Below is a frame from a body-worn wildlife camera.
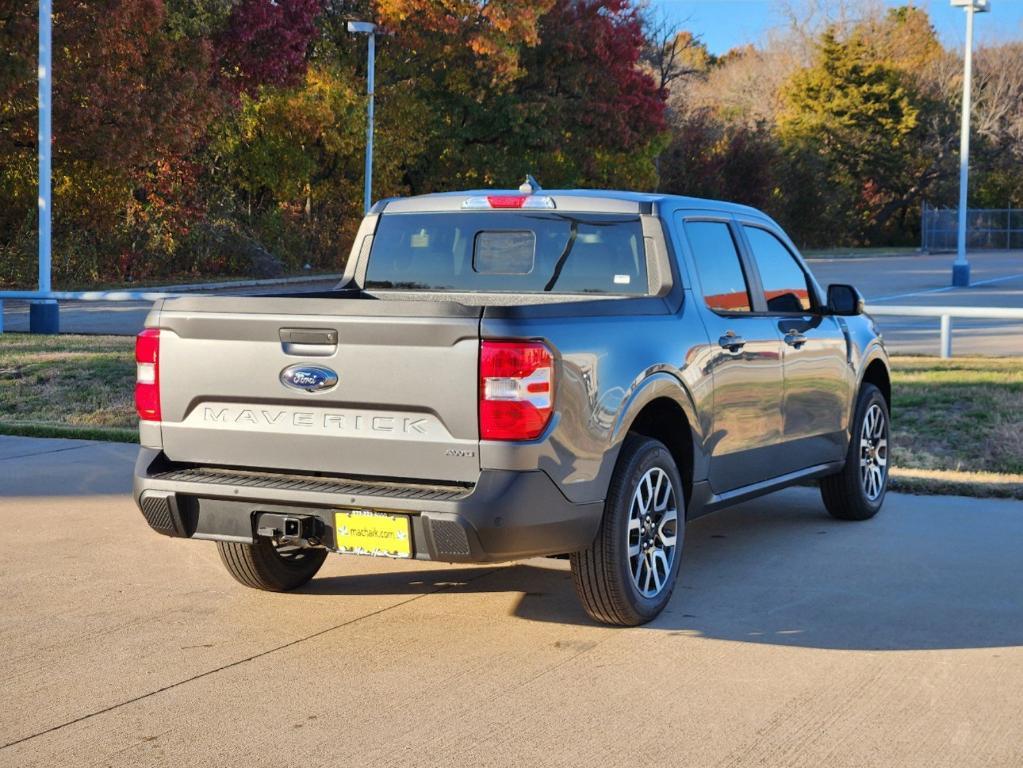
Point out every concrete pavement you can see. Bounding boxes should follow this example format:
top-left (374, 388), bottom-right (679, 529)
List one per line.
top-left (1, 435), bottom-right (1022, 767)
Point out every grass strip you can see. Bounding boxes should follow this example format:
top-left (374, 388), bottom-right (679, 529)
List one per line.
top-left (0, 421), bottom-right (138, 443)
top-left (890, 468), bottom-right (1023, 500)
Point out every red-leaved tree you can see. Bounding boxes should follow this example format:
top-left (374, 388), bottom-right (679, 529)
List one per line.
top-left (217, 0), bottom-right (324, 95)
top-left (514, 0), bottom-right (667, 186)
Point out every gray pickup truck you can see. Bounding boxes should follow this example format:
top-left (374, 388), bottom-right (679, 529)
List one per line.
top-left (133, 187), bottom-right (890, 626)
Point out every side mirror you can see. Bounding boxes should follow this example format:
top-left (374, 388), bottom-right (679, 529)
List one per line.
top-left (827, 283), bottom-right (864, 316)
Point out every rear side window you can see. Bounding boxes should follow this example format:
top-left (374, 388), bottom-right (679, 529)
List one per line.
top-left (744, 226), bottom-right (813, 312)
top-left (683, 220), bottom-right (752, 313)
top-left (364, 212), bottom-right (647, 294)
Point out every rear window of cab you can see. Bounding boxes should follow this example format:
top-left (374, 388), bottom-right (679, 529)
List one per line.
top-left (364, 212), bottom-right (648, 295)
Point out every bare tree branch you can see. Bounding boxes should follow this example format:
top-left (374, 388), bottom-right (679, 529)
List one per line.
top-left (639, 6), bottom-right (707, 93)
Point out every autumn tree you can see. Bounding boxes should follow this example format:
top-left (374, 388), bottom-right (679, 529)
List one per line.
top-left (11, 0), bottom-right (1019, 284)
top-left (658, 109), bottom-right (778, 209)
top-left (970, 43), bottom-right (1023, 208)
top-left (0, 0), bottom-right (220, 283)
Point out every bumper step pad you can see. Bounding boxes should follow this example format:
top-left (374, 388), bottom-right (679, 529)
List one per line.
top-left (149, 466), bottom-right (472, 502)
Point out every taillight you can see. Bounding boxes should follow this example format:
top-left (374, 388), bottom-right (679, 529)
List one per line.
top-left (135, 329), bottom-right (161, 421)
top-left (480, 341), bottom-right (554, 441)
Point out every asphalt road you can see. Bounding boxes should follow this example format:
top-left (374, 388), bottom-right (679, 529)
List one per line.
top-left (3, 251), bottom-right (1023, 355)
top-left (2, 435), bottom-right (1022, 767)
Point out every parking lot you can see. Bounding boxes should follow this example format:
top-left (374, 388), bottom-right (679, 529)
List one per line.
top-left (808, 250), bottom-right (1023, 356)
top-left (2, 436), bottom-right (1021, 767)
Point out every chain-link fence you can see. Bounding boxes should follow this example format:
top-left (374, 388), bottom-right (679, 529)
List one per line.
top-left (922, 203), bottom-right (1023, 252)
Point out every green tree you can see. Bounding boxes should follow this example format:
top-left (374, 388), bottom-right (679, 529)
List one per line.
top-left (778, 28), bottom-right (923, 243)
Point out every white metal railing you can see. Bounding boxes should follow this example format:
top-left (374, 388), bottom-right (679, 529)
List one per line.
top-left (866, 304), bottom-right (1023, 358)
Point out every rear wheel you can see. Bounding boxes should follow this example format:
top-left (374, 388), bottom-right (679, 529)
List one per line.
top-left (820, 383), bottom-right (890, 521)
top-left (571, 435), bottom-right (685, 626)
top-left (217, 538), bottom-right (327, 592)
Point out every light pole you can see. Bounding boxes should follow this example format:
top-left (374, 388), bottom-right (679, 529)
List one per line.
top-left (32, 0), bottom-right (58, 332)
top-left (950, 0), bottom-right (990, 288)
top-left (348, 21), bottom-right (377, 215)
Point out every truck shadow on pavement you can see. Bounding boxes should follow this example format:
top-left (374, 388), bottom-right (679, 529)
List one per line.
top-left (305, 487), bottom-right (1023, 652)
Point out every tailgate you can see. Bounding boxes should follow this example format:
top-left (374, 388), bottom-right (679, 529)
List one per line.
top-left (155, 296), bottom-right (482, 484)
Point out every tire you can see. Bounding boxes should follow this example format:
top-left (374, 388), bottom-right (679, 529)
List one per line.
top-left (216, 538), bottom-right (327, 592)
top-left (571, 435), bottom-right (685, 626)
top-left (820, 383), bottom-right (890, 521)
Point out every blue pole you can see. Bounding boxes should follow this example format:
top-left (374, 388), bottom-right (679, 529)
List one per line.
top-left (363, 31), bottom-right (375, 215)
top-left (952, 3), bottom-right (977, 288)
top-left (38, 0), bottom-right (51, 294)
top-left (31, 0), bottom-right (59, 333)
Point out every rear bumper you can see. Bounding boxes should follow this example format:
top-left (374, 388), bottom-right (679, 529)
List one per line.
top-left (133, 449), bottom-right (603, 563)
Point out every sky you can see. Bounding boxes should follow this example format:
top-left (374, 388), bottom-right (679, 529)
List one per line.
top-left (650, 1), bottom-right (1023, 56)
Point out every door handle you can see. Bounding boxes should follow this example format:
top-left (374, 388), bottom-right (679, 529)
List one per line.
top-left (784, 330), bottom-right (807, 349)
top-left (718, 332), bottom-right (746, 353)
top-left (280, 328), bottom-right (338, 357)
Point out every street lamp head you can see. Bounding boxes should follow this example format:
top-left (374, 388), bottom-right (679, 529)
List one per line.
top-left (347, 20), bottom-right (377, 34)
top-left (950, 0), bottom-right (990, 11)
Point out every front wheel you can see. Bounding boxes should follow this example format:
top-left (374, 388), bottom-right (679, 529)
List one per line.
top-left (820, 383), bottom-right (890, 521)
top-left (571, 435), bottom-right (685, 626)
top-left (217, 538), bottom-right (327, 592)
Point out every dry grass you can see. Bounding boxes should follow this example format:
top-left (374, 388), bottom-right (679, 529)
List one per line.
top-left (890, 356), bottom-right (1023, 475)
top-left (890, 468), bottom-right (1023, 500)
top-left (0, 334), bottom-right (136, 441)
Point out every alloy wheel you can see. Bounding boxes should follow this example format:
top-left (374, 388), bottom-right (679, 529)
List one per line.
top-left (627, 467), bottom-right (680, 598)
top-left (859, 403), bottom-right (888, 501)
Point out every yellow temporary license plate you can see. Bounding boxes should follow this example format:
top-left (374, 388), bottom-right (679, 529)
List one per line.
top-left (334, 510), bottom-right (412, 558)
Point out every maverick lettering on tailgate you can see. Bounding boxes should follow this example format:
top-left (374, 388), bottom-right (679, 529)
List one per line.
top-left (201, 406), bottom-right (429, 435)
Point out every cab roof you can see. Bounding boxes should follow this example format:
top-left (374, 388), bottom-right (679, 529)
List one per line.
top-left (372, 189), bottom-right (767, 219)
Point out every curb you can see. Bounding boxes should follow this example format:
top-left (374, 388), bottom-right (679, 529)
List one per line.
top-left (803, 252), bottom-right (926, 262)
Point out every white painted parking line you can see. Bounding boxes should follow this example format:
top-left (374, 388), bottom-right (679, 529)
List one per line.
top-left (871, 272), bottom-right (1023, 302)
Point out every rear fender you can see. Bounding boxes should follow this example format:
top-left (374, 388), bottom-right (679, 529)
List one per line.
top-left (602, 371), bottom-right (707, 493)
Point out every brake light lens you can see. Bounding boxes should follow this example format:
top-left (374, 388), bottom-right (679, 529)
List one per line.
top-left (486, 195), bottom-right (527, 208)
top-left (462, 195), bottom-right (556, 210)
top-left (480, 341), bottom-right (554, 441)
top-left (135, 329), bottom-right (161, 421)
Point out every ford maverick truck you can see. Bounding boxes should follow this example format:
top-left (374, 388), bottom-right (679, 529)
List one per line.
top-left (133, 188), bottom-right (890, 626)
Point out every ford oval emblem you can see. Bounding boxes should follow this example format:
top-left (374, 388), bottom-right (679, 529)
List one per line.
top-left (280, 364), bottom-right (338, 393)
